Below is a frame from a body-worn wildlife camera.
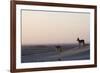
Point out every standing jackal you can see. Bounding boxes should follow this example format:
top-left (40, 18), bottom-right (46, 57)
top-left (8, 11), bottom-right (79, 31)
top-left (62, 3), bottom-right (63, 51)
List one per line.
top-left (77, 37), bottom-right (85, 47)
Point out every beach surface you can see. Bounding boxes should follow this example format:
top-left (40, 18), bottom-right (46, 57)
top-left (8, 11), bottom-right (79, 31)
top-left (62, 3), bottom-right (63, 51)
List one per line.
top-left (21, 44), bottom-right (90, 63)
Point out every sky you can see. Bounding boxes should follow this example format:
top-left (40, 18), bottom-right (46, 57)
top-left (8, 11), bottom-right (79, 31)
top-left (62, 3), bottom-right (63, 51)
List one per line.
top-left (21, 10), bottom-right (90, 45)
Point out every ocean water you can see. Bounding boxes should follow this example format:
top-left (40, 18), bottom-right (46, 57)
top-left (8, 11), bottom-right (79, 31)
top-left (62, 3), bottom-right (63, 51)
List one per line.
top-left (21, 44), bottom-right (90, 63)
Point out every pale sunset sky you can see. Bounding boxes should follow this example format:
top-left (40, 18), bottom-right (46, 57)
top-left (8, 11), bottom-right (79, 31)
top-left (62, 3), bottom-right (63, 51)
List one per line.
top-left (22, 10), bottom-right (90, 45)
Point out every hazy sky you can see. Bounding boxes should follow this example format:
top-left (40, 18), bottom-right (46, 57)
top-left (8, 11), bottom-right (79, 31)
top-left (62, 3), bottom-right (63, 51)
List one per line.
top-left (22, 10), bottom-right (90, 45)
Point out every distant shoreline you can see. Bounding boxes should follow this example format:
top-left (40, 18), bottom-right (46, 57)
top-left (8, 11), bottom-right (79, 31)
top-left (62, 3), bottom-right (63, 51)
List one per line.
top-left (22, 43), bottom-right (90, 47)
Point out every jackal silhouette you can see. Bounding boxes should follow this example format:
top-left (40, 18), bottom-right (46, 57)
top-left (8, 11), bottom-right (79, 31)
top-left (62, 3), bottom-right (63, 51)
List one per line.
top-left (77, 37), bottom-right (85, 47)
